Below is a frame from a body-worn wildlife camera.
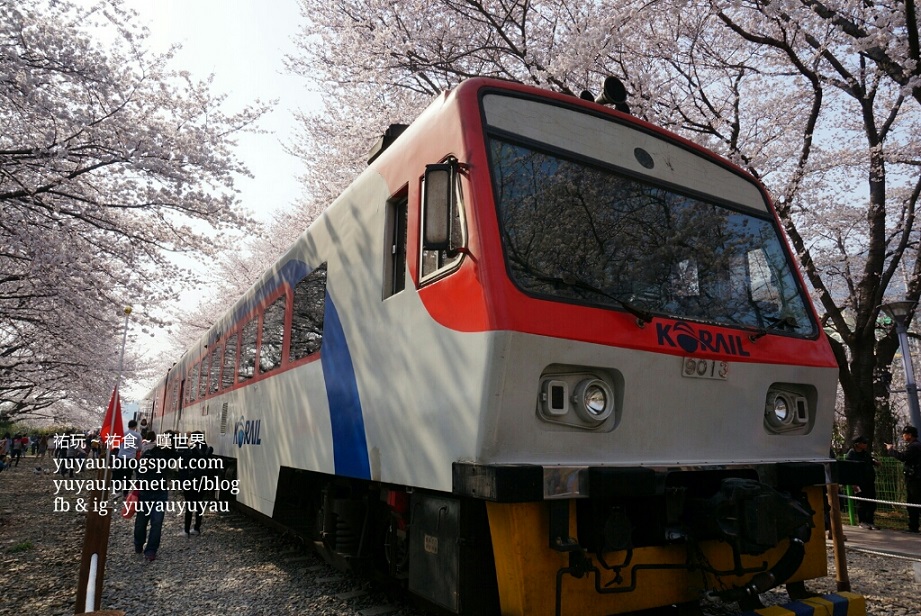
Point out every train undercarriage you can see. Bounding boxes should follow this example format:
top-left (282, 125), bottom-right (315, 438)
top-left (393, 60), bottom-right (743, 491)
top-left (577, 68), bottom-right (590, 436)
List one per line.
top-left (233, 461), bottom-right (866, 616)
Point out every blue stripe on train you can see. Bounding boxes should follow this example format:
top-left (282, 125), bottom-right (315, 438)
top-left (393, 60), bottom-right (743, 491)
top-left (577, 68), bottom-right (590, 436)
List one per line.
top-left (211, 257), bottom-right (371, 478)
top-left (321, 292), bottom-right (371, 479)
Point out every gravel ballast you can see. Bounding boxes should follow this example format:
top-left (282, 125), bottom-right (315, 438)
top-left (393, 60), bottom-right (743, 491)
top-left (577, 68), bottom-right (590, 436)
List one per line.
top-left (0, 460), bottom-right (917, 615)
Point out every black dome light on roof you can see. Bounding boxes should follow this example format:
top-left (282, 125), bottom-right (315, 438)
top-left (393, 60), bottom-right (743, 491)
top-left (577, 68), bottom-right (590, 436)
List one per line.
top-left (579, 76), bottom-right (631, 114)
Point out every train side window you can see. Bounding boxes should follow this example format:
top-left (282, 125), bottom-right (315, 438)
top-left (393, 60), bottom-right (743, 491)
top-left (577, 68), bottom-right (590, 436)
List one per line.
top-left (260, 295), bottom-right (287, 374)
top-left (239, 318), bottom-right (258, 381)
top-left (210, 345), bottom-right (222, 393)
top-left (222, 332), bottom-right (238, 389)
top-left (189, 362), bottom-right (199, 402)
top-left (290, 263), bottom-right (327, 361)
top-left (199, 352), bottom-right (209, 399)
top-left (420, 163), bottom-right (466, 282)
top-left (171, 380), bottom-right (180, 413)
top-left (383, 195), bottom-right (408, 299)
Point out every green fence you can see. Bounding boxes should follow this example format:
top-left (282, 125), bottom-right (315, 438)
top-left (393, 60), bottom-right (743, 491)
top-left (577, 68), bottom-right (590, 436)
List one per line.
top-left (840, 457), bottom-right (910, 529)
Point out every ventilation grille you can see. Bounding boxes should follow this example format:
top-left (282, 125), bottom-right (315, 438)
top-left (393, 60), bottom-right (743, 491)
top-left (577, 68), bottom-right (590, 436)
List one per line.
top-left (220, 402), bottom-right (229, 434)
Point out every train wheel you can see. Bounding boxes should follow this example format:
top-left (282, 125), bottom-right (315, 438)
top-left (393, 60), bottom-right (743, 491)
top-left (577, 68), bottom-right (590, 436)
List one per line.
top-left (382, 514), bottom-right (409, 578)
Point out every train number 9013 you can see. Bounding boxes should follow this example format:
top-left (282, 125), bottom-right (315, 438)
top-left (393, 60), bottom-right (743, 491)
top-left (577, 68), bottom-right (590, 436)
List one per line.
top-left (683, 357), bottom-right (729, 380)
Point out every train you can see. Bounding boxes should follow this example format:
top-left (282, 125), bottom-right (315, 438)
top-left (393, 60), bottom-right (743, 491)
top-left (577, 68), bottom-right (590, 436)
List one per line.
top-left (143, 76), bottom-right (866, 615)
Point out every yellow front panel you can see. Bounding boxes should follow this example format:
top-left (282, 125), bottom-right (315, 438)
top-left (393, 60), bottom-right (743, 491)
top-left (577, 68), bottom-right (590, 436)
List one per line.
top-left (486, 486), bottom-right (830, 616)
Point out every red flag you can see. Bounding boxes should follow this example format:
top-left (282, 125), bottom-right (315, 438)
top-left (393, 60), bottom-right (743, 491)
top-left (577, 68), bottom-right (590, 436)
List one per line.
top-left (99, 386), bottom-right (124, 449)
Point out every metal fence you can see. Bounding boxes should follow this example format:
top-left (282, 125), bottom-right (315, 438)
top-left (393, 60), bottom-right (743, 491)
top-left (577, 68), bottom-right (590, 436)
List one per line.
top-left (841, 457), bottom-right (911, 528)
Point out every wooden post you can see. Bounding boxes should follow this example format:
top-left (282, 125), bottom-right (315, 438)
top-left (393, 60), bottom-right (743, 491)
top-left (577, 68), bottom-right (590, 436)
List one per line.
top-left (77, 307), bottom-right (130, 613)
top-left (75, 464), bottom-right (113, 613)
top-left (826, 483), bottom-right (850, 592)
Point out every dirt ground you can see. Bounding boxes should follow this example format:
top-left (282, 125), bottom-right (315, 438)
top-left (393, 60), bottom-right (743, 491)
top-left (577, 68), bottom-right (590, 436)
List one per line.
top-left (0, 457), bottom-right (89, 615)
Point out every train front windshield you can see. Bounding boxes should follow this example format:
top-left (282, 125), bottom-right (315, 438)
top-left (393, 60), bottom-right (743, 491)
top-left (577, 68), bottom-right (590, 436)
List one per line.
top-left (487, 137), bottom-right (816, 337)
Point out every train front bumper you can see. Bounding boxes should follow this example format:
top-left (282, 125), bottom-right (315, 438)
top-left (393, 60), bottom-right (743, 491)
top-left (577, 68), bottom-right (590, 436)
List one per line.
top-left (455, 462), bottom-right (868, 616)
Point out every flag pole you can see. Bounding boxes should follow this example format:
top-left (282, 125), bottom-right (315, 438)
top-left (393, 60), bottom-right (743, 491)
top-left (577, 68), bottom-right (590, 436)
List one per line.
top-left (76, 306), bottom-right (132, 614)
top-left (110, 306), bottom-right (132, 438)
top-left (103, 305), bottom-right (132, 499)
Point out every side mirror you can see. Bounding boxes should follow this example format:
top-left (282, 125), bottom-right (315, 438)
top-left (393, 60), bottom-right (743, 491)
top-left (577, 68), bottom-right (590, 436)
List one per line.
top-left (423, 163), bottom-right (455, 250)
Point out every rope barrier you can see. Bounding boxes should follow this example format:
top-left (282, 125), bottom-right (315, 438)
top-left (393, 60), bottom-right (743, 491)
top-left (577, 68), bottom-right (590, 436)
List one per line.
top-left (838, 493), bottom-right (921, 508)
top-left (831, 492), bottom-right (921, 563)
top-left (841, 546), bottom-right (921, 563)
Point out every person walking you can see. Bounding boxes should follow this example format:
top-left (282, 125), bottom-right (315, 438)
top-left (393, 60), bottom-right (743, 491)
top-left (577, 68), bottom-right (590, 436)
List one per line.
top-left (10, 433), bottom-right (23, 468)
top-left (113, 420), bottom-right (142, 498)
top-left (0, 433), bottom-right (10, 459)
top-left (179, 431), bottom-right (213, 537)
top-left (886, 425), bottom-right (921, 533)
top-left (65, 437), bottom-right (84, 477)
top-left (133, 431), bottom-right (173, 561)
top-left (845, 436), bottom-right (880, 529)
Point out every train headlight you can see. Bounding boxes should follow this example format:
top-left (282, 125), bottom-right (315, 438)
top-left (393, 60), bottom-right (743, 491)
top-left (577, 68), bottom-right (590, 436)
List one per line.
top-left (539, 369), bottom-right (621, 430)
top-left (764, 386), bottom-right (812, 434)
top-left (770, 395), bottom-right (790, 423)
top-left (573, 379), bottom-right (614, 423)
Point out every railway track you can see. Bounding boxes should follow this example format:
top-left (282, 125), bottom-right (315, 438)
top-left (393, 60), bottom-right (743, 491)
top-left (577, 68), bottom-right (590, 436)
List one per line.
top-left (1, 462), bottom-right (913, 615)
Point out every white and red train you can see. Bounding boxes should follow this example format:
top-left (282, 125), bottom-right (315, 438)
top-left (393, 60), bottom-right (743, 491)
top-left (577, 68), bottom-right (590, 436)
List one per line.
top-left (144, 77), bottom-right (865, 615)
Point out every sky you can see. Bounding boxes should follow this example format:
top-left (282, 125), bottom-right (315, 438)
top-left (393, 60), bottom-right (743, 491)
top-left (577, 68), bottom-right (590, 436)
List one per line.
top-left (116, 1), bottom-right (321, 400)
top-left (123, 0), bottom-right (317, 223)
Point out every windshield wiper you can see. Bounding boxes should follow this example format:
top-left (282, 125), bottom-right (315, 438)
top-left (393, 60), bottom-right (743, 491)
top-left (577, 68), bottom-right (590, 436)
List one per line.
top-left (545, 274), bottom-right (656, 326)
top-left (750, 315), bottom-right (799, 341)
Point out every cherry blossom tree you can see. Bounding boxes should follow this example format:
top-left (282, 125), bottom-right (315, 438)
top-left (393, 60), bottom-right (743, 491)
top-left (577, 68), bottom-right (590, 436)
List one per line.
top-left (660, 1), bottom-right (921, 446)
top-left (0, 0), bottom-right (268, 421)
top-left (286, 0), bottom-right (921, 444)
top-left (162, 194), bottom-right (327, 363)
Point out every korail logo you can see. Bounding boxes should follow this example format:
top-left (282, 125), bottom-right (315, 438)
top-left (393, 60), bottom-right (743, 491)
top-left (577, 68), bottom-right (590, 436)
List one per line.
top-left (655, 321), bottom-right (751, 357)
top-left (233, 415), bottom-right (263, 448)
